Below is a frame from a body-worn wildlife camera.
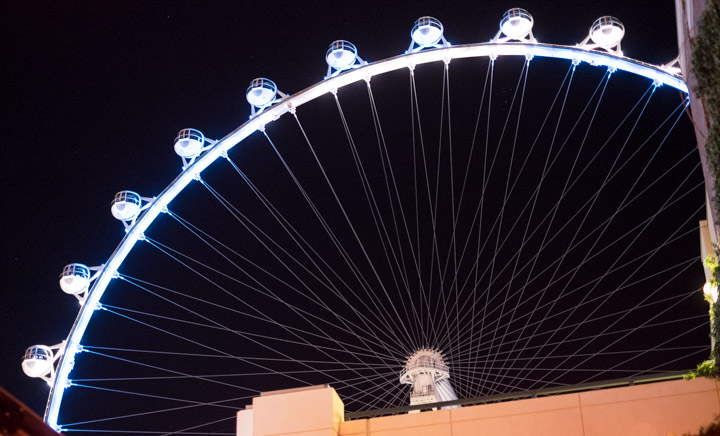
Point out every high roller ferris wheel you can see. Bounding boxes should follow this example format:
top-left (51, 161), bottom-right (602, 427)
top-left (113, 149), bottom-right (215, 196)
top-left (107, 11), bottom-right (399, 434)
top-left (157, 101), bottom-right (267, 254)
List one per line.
top-left (22, 9), bottom-right (708, 435)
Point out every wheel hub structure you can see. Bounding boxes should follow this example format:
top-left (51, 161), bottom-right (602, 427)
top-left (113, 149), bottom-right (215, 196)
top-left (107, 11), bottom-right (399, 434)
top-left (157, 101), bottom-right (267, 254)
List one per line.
top-left (400, 349), bottom-right (457, 406)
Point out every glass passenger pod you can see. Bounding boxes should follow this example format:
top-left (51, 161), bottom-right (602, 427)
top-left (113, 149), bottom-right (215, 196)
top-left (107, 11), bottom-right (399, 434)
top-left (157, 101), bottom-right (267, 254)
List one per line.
top-left (59, 263), bottom-right (91, 295)
top-left (111, 190), bottom-right (142, 222)
top-left (326, 40), bottom-right (358, 69)
top-left (411, 16), bottom-right (444, 47)
top-left (174, 128), bottom-right (205, 158)
top-left (500, 8), bottom-right (534, 39)
top-left (590, 16), bottom-right (624, 48)
top-left (246, 78), bottom-right (278, 107)
top-left (22, 346), bottom-right (53, 378)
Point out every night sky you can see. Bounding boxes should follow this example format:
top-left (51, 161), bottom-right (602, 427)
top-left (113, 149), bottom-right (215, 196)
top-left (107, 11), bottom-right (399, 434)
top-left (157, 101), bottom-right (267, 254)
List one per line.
top-left (1, 0), bottom-right (706, 433)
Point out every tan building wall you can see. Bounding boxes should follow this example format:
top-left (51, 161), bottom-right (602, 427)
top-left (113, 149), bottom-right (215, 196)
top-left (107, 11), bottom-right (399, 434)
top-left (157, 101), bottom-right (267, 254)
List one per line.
top-left (238, 378), bottom-right (720, 436)
top-left (237, 385), bottom-right (344, 436)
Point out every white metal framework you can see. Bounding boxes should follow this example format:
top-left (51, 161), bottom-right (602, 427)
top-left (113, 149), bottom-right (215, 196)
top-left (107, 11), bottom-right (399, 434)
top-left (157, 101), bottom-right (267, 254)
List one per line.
top-left (31, 13), bottom-right (691, 431)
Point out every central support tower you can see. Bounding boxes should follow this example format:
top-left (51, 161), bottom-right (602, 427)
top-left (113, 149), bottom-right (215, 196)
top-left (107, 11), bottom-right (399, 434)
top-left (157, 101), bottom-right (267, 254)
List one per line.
top-left (399, 348), bottom-right (458, 406)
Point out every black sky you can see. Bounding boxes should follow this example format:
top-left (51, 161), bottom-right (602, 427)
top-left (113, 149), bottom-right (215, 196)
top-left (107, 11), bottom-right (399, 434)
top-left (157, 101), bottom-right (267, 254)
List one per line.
top-left (1, 0), bottom-right (698, 424)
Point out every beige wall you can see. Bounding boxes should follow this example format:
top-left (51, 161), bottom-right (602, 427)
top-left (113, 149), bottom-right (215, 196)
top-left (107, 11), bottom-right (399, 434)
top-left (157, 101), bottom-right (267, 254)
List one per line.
top-left (344, 378), bottom-right (720, 436)
top-left (238, 385), bottom-right (344, 436)
top-left (239, 378), bottom-right (720, 436)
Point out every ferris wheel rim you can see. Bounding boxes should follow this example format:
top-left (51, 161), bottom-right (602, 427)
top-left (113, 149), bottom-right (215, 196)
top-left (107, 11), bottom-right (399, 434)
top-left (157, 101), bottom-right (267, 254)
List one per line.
top-left (44, 41), bottom-right (689, 430)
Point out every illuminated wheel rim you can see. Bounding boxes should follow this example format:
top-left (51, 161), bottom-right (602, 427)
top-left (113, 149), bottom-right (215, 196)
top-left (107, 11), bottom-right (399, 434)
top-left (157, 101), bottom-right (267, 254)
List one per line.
top-left (46, 42), bottom-right (701, 433)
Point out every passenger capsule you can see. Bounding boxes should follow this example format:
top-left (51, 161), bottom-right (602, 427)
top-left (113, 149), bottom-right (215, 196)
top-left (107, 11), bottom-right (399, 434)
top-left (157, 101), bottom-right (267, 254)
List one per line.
top-left (589, 16), bottom-right (624, 48)
top-left (174, 128), bottom-right (205, 158)
top-left (59, 263), bottom-right (90, 295)
top-left (500, 8), bottom-right (534, 39)
top-left (246, 78), bottom-right (278, 107)
top-left (411, 16), bottom-right (444, 47)
top-left (326, 40), bottom-right (358, 70)
top-left (22, 346), bottom-right (53, 378)
top-left (111, 190), bottom-right (142, 222)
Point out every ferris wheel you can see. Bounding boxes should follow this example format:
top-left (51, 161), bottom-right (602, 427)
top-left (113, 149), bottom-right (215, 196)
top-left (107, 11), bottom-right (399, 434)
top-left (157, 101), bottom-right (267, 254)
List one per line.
top-left (23, 9), bottom-right (708, 435)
